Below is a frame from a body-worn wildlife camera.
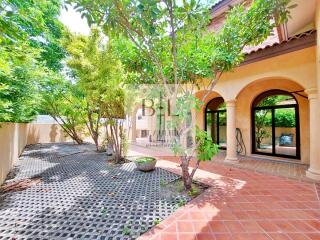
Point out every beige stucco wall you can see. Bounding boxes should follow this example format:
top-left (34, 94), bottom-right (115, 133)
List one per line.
top-left (259, 127), bottom-right (297, 145)
top-left (194, 46), bottom-right (315, 164)
top-left (27, 124), bottom-right (69, 145)
top-left (0, 123), bottom-right (71, 184)
top-left (0, 123), bottom-right (28, 183)
top-left (216, 46), bottom-right (316, 101)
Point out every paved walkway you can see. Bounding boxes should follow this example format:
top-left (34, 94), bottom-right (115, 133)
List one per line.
top-left (128, 146), bottom-right (320, 240)
top-left (0, 143), bottom-right (187, 240)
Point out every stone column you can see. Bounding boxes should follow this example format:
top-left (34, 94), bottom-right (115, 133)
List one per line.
top-left (131, 111), bottom-right (137, 143)
top-left (305, 88), bottom-right (320, 181)
top-left (225, 100), bottom-right (238, 162)
top-left (308, 3), bottom-right (320, 181)
top-left (317, 1), bottom-right (320, 94)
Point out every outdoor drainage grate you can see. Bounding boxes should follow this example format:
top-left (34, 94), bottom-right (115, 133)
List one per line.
top-left (0, 144), bottom-right (188, 240)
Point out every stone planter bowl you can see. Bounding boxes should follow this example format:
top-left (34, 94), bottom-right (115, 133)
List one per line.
top-left (135, 157), bottom-right (157, 172)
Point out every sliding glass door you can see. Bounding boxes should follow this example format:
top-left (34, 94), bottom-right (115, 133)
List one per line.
top-left (252, 90), bottom-right (300, 159)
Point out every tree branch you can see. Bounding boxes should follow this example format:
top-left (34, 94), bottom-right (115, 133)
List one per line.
top-left (190, 159), bottom-right (200, 179)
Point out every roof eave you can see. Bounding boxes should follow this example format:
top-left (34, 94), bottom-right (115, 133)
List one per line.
top-left (240, 30), bottom-right (316, 66)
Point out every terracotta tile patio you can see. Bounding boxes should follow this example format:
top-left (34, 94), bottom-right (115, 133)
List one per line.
top-left (128, 145), bottom-right (320, 240)
top-left (129, 144), bottom-right (311, 182)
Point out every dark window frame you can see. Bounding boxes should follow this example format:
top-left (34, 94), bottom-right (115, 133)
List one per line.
top-left (205, 97), bottom-right (227, 149)
top-left (251, 90), bottom-right (301, 159)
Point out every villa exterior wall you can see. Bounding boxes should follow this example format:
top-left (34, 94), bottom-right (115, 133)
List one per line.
top-left (126, 44), bottom-right (317, 178)
top-left (208, 46), bottom-right (316, 101)
top-left (194, 46), bottom-right (315, 164)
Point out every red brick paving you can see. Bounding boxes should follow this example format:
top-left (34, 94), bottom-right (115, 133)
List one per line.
top-left (129, 146), bottom-right (320, 240)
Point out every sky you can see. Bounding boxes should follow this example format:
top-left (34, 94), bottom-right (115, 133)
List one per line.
top-left (59, 5), bottom-right (90, 35)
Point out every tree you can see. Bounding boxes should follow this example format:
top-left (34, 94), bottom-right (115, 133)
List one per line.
top-left (0, 48), bottom-right (43, 122)
top-left (103, 87), bottom-right (128, 162)
top-left (62, 29), bottom-right (127, 151)
top-left (69, 0), bottom-right (293, 190)
top-left (0, 0), bottom-right (65, 123)
top-left (41, 75), bottom-right (85, 144)
top-left (275, 109), bottom-right (295, 127)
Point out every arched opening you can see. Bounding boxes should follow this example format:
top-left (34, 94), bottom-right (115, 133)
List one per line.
top-left (205, 97), bottom-right (227, 148)
top-left (252, 90), bottom-right (300, 159)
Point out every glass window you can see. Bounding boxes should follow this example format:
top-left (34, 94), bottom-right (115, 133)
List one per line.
top-left (205, 97), bottom-right (226, 149)
top-left (252, 90), bottom-right (300, 159)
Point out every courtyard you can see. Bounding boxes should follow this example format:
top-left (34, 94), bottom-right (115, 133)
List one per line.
top-left (0, 143), bottom-right (319, 240)
top-left (1, 0), bottom-right (320, 239)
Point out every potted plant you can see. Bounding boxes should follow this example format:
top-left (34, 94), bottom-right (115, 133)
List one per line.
top-left (135, 157), bottom-right (157, 172)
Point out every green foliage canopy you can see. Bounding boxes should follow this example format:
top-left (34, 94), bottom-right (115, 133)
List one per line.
top-left (196, 127), bottom-right (219, 161)
top-left (0, 0), bottom-right (65, 122)
top-left (63, 29), bottom-right (125, 108)
top-left (68, 0), bottom-right (292, 87)
top-left (61, 29), bottom-right (128, 149)
top-left (41, 74), bottom-right (85, 144)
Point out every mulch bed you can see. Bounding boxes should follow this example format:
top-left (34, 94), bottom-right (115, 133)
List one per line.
top-left (0, 177), bottom-right (42, 193)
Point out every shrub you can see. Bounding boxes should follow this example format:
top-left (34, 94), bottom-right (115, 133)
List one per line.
top-left (135, 157), bottom-right (156, 164)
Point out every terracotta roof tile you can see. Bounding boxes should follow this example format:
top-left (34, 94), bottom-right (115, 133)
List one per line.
top-left (209, 0), bottom-right (316, 57)
top-left (213, 0), bottom-right (226, 6)
top-left (243, 28), bottom-right (280, 54)
top-left (211, 0), bottom-right (232, 10)
top-left (244, 29), bottom-right (316, 55)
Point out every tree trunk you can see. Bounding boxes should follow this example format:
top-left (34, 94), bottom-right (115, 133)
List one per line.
top-left (50, 115), bottom-right (83, 145)
top-left (93, 135), bottom-right (99, 151)
top-left (114, 151), bottom-right (121, 163)
top-left (86, 108), bottom-right (100, 151)
top-left (68, 126), bottom-right (83, 145)
top-left (90, 128), bottom-right (99, 151)
top-left (110, 123), bottom-right (121, 163)
top-left (72, 132), bottom-right (83, 145)
top-left (257, 139), bottom-right (261, 149)
top-left (180, 156), bottom-right (192, 191)
top-left (105, 120), bottom-right (126, 164)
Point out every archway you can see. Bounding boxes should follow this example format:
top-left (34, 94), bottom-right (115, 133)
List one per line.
top-left (252, 90), bottom-right (300, 159)
top-left (205, 97), bottom-right (227, 148)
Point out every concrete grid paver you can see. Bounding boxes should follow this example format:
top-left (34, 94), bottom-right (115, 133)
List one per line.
top-left (0, 143), bottom-right (191, 240)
